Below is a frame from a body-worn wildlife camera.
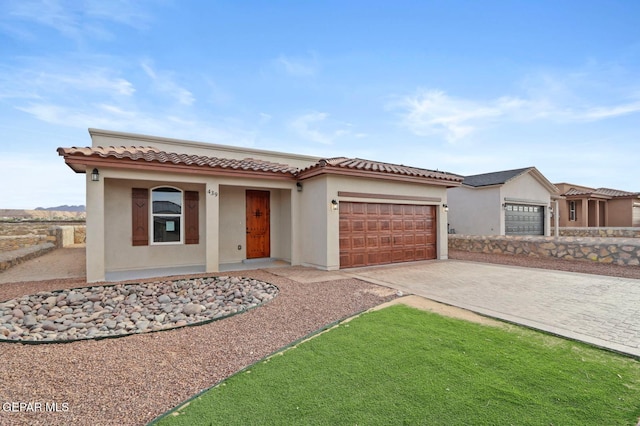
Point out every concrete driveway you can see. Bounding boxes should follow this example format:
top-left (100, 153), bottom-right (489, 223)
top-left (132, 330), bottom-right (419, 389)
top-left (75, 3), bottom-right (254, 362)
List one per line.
top-left (347, 260), bottom-right (640, 358)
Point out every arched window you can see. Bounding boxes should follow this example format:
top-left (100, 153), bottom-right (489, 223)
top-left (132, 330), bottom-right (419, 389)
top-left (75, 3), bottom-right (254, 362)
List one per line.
top-left (151, 187), bottom-right (182, 243)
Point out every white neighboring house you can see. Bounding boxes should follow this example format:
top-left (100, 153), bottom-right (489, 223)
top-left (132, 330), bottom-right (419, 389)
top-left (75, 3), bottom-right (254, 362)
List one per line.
top-left (447, 167), bottom-right (560, 236)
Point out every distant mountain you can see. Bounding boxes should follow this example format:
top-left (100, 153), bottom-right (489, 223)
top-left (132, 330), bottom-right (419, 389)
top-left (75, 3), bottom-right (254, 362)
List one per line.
top-left (35, 205), bottom-right (86, 212)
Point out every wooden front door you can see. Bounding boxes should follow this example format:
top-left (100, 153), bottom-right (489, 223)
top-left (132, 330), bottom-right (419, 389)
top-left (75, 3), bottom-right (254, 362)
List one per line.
top-left (246, 190), bottom-right (270, 259)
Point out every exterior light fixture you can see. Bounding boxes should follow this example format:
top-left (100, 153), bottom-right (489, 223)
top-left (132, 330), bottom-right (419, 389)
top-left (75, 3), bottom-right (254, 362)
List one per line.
top-left (331, 199), bottom-right (338, 211)
top-left (91, 168), bottom-right (100, 182)
top-left (296, 182), bottom-right (303, 192)
top-left (442, 204), bottom-right (449, 212)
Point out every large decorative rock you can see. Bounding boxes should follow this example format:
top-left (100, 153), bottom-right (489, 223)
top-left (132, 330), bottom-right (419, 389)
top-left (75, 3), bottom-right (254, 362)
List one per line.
top-left (0, 276), bottom-right (278, 343)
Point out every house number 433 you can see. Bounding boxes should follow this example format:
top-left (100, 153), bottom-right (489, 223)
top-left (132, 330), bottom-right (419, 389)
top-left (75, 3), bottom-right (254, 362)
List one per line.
top-left (207, 189), bottom-right (219, 197)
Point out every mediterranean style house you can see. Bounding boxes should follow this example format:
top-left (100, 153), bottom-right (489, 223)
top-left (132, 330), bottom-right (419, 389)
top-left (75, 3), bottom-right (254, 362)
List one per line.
top-left (446, 167), bottom-right (560, 236)
top-left (554, 183), bottom-right (640, 228)
top-left (58, 129), bottom-right (463, 282)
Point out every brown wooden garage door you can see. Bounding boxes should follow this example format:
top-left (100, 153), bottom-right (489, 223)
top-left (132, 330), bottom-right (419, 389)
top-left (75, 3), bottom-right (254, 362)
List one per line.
top-left (339, 202), bottom-right (436, 268)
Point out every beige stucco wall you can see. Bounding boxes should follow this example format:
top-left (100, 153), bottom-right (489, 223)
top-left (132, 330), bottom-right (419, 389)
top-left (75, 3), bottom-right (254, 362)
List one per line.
top-left (299, 174), bottom-right (449, 270)
top-left (447, 185), bottom-right (500, 235)
top-left (103, 177), bottom-right (206, 274)
top-left (298, 176), bottom-right (330, 269)
top-left (608, 198), bottom-right (632, 226)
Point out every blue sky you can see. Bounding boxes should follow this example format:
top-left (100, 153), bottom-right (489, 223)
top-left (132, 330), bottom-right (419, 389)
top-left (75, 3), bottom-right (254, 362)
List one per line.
top-left (1, 0), bottom-right (639, 209)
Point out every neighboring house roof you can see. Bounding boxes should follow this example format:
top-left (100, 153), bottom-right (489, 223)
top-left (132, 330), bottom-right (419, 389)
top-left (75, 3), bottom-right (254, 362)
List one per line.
top-left (560, 184), bottom-right (640, 199)
top-left (461, 167), bottom-right (532, 187)
top-left (58, 146), bottom-right (463, 186)
top-left (297, 157), bottom-right (464, 186)
top-left (460, 167), bottom-right (559, 194)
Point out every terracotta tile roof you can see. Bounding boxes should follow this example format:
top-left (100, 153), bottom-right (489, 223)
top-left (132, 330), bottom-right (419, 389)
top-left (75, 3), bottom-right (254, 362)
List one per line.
top-left (299, 157), bottom-right (463, 183)
top-left (57, 146), bottom-right (299, 175)
top-left (564, 188), bottom-right (591, 196)
top-left (58, 146), bottom-right (463, 185)
top-left (595, 187), bottom-right (639, 197)
top-left (561, 186), bottom-right (639, 198)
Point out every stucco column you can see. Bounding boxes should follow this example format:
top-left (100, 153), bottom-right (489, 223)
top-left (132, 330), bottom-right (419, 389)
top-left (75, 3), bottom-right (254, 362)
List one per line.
top-left (86, 172), bottom-right (105, 282)
top-left (205, 181), bottom-right (220, 273)
top-left (581, 198), bottom-right (589, 227)
top-left (439, 204), bottom-right (448, 259)
top-left (290, 188), bottom-right (301, 266)
top-left (326, 194), bottom-right (340, 270)
top-left (554, 199), bottom-right (559, 237)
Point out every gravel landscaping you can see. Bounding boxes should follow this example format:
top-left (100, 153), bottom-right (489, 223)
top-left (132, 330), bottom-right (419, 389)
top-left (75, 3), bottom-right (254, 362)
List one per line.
top-left (0, 277), bottom-right (278, 342)
top-left (0, 269), bottom-right (397, 426)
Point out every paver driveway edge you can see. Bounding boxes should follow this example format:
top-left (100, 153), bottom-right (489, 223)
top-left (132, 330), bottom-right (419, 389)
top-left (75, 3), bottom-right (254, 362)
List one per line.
top-left (344, 260), bottom-right (640, 359)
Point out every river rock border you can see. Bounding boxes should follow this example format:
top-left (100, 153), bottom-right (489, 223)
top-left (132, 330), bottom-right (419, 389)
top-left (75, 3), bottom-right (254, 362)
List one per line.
top-left (0, 276), bottom-right (278, 343)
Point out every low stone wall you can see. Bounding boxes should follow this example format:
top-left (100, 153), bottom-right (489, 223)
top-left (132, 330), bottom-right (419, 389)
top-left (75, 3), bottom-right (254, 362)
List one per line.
top-left (0, 234), bottom-right (48, 252)
top-left (551, 227), bottom-right (640, 238)
top-left (0, 243), bottom-right (56, 272)
top-left (449, 234), bottom-right (640, 266)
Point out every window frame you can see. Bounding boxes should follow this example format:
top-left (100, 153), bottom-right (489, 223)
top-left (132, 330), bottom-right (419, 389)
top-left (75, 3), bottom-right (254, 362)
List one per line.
top-left (569, 201), bottom-right (576, 221)
top-left (150, 186), bottom-right (184, 245)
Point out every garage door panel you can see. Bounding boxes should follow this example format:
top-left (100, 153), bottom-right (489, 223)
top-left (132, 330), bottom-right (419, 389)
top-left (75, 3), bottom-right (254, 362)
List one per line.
top-left (351, 203), bottom-right (366, 214)
top-left (351, 236), bottom-right (366, 249)
top-left (366, 235), bottom-right (379, 248)
top-left (340, 202), bottom-right (437, 268)
top-left (351, 220), bottom-right (365, 232)
top-left (505, 203), bottom-right (544, 236)
top-left (339, 236), bottom-right (350, 250)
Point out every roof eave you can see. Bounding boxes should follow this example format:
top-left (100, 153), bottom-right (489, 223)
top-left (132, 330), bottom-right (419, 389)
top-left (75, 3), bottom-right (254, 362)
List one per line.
top-left (61, 155), bottom-right (297, 181)
top-left (297, 166), bottom-right (462, 187)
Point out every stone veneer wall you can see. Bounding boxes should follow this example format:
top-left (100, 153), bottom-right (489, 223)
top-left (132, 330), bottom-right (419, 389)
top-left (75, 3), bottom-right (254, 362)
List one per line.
top-left (551, 227), bottom-right (640, 238)
top-left (0, 234), bottom-right (49, 252)
top-left (449, 234), bottom-right (640, 266)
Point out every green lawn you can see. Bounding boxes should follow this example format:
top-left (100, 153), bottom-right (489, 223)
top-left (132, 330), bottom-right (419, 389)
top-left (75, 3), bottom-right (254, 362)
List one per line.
top-left (154, 304), bottom-right (640, 425)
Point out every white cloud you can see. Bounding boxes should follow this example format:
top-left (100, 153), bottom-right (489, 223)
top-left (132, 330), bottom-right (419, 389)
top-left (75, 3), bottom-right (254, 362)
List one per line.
top-left (259, 113), bottom-right (272, 124)
top-left (290, 112), bottom-right (332, 144)
top-left (274, 54), bottom-right (317, 77)
top-left (395, 90), bottom-right (504, 142)
top-left (394, 83), bottom-right (640, 142)
top-left (0, 0), bottom-right (151, 41)
top-left (141, 61), bottom-right (195, 106)
top-left (0, 64), bottom-right (135, 100)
